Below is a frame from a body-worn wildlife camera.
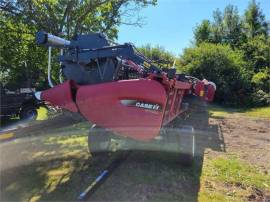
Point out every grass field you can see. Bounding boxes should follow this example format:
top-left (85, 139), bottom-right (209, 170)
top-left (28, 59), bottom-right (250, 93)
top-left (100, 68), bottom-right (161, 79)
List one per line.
top-left (209, 105), bottom-right (270, 118)
top-left (1, 105), bottom-right (269, 201)
top-left (2, 130), bottom-right (268, 202)
top-left (199, 154), bottom-right (270, 202)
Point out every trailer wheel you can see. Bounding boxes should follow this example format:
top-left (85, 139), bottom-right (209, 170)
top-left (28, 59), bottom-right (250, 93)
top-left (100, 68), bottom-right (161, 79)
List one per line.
top-left (88, 125), bottom-right (111, 154)
top-left (19, 106), bottom-right (38, 120)
top-left (178, 125), bottom-right (195, 167)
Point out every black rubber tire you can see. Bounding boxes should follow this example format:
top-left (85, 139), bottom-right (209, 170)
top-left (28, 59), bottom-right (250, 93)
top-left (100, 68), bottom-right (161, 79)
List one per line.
top-left (178, 125), bottom-right (195, 167)
top-left (88, 125), bottom-right (111, 154)
top-left (19, 106), bottom-right (38, 120)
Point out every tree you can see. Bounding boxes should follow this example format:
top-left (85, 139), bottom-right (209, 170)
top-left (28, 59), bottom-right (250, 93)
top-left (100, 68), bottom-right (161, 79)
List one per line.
top-left (0, 0), bottom-right (156, 89)
top-left (0, 14), bottom-right (48, 89)
top-left (211, 9), bottom-right (223, 44)
top-left (241, 34), bottom-right (270, 72)
top-left (188, 0), bottom-right (270, 106)
top-left (244, 0), bottom-right (269, 38)
top-left (252, 70), bottom-right (270, 92)
top-left (138, 44), bottom-right (176, 68)
top-left (194, 5), bottom-right (245, 48)
top-left (194, 20), bottom-right (212, 45)
top-left (222, 5), bottom-right (244, 47)
top-left (0, 0), bottom-right (157, 39)
top-left (179, 43), bottom-right (250, 105)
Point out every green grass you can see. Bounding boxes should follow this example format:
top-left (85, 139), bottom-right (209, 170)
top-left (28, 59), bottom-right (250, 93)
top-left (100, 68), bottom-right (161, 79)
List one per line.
top-left (1, 127), bottom-right (90, 202)
top-left (205, 156), bottom-right (270, 189)
top-left (199, 191), bottom-right (229, 202)
top-left (208, 105), bottom-right (234, 117)
top-left (242, 107), bottom-right (270, 118)
top-left (209, 105), bottom-right (270, 118)
top-left (44, 133), bottom-right (88, 148)
top-left (199, 155), bottom-right (270, 201)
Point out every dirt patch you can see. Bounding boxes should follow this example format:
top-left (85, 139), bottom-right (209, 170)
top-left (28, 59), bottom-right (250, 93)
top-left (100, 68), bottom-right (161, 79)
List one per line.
top-left (210, 115), bottom-right (270, 170)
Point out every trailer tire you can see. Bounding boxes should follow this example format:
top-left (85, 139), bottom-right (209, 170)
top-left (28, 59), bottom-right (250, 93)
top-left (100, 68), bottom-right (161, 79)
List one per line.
top-left (88, 125), bottom-right (111, 154)
top-left (19, 106), bottom-right (38, 120)
top-left (178, 125), bottom-right (195, 167)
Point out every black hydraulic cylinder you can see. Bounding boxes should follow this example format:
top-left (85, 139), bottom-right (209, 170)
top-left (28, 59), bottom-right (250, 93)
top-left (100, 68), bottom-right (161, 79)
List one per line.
top-left (36, 31), bottom-right (70, 48)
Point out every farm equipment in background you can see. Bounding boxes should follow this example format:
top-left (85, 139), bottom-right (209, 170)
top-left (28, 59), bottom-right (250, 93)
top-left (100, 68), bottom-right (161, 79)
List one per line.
top-left (35, 31), bottom-right (216, 166)
top-left (0, 85), bottom-right (42, 122)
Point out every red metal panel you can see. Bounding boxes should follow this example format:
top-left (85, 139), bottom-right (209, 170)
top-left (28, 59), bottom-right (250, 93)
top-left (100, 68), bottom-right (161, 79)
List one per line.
top-left (174, 80), bottom-right (192, 90)
top-left (194, 81), bottom-right (216, 102)
top-left (162, 88), bottom-right (186, 126)
top-left (41, 80), bottom-right (78, 112)
top-left (205, 84), bottom-right (215, 102)
top-left (194, 81), bottom-right (204, 98)
top-left (39, 78), bottom-right (200, 141)
top-left (76, 79), bottom-right (167, 141)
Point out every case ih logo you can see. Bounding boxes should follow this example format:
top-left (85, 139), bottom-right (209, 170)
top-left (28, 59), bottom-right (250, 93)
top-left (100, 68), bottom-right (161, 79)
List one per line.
top-left (121, 100), bottom-right (162, 111)
top-left (136, 102), bottom-right (161, 111)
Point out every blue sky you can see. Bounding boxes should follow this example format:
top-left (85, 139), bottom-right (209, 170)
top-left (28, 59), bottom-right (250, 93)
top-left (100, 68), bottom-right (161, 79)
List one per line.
top-left (117, 0), bottom-right (270, 56)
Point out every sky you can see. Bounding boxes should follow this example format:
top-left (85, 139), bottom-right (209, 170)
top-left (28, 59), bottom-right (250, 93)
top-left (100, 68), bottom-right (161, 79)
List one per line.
top-left (117, 0), bottom-right (270, 56)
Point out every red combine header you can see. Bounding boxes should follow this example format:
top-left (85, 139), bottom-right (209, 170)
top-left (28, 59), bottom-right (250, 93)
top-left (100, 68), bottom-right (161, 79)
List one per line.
top-left (35, 31), bottom-right (216, 165)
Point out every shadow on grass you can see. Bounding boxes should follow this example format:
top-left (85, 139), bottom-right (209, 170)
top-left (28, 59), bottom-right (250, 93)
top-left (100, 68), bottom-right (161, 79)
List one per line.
top-left (0, 98), bottom-right (225, 202)
top-left (0, 156), bottom-right (92, 202)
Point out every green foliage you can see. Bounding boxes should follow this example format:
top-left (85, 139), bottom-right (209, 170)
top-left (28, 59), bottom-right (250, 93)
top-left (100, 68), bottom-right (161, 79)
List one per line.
top-left (186, 0), bottom-right (269, 106)
top-left (241, 35), bottom-right (270, 72)
top-left (180, 43), bottom-right (249, 105)
top-left (1, 0), bottom-right (157, 39)
top-left (222, 5), bottom-right (244, 47)
top-left (194, 5), bottom-right (245, 48)
top-left (0, 0), bottom-right (156, 89)
top-left (194, 20), bottom-right (212, 45)
top-left (0, 14), bottom-right (48, 89)
top-left (244, 0), bottom-right (268, 38)
top-left (193, 1), bottom-right (269, 48)
top-left (138, 44), bottom-right (176, 68)
top-left (250, 90), bottom-right (270, 106)
top-left (252, 70), bottom-right (270, 90)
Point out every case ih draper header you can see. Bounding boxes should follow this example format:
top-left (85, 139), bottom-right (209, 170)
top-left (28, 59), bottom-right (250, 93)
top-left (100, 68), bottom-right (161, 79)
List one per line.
top-left (35, 31), bottom-right (216, 166)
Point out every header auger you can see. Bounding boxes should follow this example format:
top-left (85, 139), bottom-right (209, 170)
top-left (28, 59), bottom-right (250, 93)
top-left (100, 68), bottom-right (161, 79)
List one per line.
top-left (35, 31), bottom-right (216, 166)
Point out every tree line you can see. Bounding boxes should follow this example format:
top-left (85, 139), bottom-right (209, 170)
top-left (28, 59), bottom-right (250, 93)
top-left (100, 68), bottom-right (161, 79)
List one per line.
top-left (140, 1), bottom-right (269, 106)
top-left (0, 0), bottom-right (156, 89)
top-left (180, 0), bottom-right (270, 106)
top-left (0, 0), bottom-right (269, 106)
